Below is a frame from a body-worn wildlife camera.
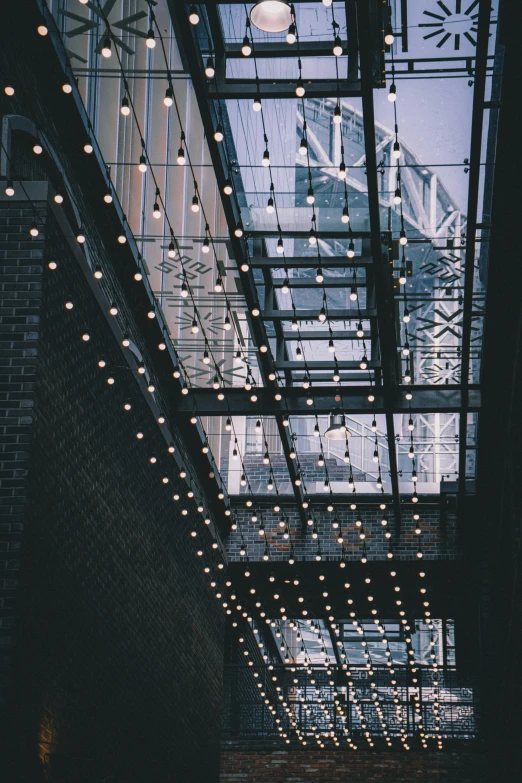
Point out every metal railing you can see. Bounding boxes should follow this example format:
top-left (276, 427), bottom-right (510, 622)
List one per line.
top-left (222, 664), bottom-right (478, 748)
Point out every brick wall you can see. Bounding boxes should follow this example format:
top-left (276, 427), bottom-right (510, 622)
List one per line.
top-left (220, 748), bottom-right (485, 783)
top-left (0, 197), bottom-right (225, 781)
top-left (227, 502), bottom-right (456, 562)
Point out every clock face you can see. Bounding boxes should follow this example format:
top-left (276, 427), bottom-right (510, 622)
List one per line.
top-left (421, 0), bottom-right (480, 50)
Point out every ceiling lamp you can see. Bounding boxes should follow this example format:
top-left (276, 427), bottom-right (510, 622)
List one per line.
top-left (250, 1), bottom-right (292, 33)
top-left (324, 413), bottom-right (349, 441)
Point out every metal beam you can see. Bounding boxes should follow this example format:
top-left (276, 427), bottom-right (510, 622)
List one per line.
top-left (261, 309), bottom-right (376, 320)
top-left (170, 1), bottom-right (309, 529)
top-left (250, 256), bottom-right (372, 268)
top-left (172, 386), bottom-right (481, 416)
top-left (458, 0), bottom-right (491, 501)
top-left (271, 278), bottom-right (366, 289)
top-left (357, 0), bottom-right (402, 534)
top-left (225, 42), bottom-right (348, 58)
top-left (275, 360), bottom-right (380, 371)
top-left (208, 80), bottom-right (361, 100)
top-left (282, 330), bottom-right (366, 340)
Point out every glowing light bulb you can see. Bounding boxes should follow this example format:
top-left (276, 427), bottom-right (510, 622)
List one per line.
top-left (205, 57), bottom-right (215, 78)
top-left (146, 28), bottom-right (156, 48)
top-left (164, 87), bottom-right (173, 106)
top-left (253, 96), bottom-right (262, 112)
top-left (188, 5), bottom-right (200, 25)
top-left (101, 36), bottom-right (112, 58)
top-left (241, 36), bottom-right (252, 56)
top-left (120, 97), bottom-right (130, 116)
top-left (333, 36), bottom-right (343, 57)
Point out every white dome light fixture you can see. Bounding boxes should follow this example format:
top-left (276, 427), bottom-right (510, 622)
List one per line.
top-left (250, 1), bottom-right (292, 33)
top-left (324, 413), bottom-right (349, 441)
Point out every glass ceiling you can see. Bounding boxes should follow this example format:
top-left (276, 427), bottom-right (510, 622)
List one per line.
top-left (51, 0), bottom-right (499, 502)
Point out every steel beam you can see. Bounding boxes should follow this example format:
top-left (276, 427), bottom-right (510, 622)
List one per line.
top-left (170, 1), bottom-right (308, 528)
top-left (208, 80), bottom-right (361, 100)
top-left (458, 0), bottom-right (491, 501)
top-left (172, 386), bottom-right (480, 416)
top-left (357, 0), bottom-right (402, 534)
top-left (225, 42), bottom-right (348, 58)
top-left (261, 309), bottom-right (376, 320)
top-left (250, 256), bottom-right (372, 268)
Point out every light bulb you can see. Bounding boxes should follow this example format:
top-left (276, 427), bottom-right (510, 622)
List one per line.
top-left (234, 222), bottom-right (244, 238)
top-left (393, 140), bottom-right (401, 159)
top-left (214, 277), bottom-right (223, 292)
top-left (33, 143), bottom-right (43, 155)
top-left (117, 233), bottom-right (126, 244)
top-left (205, 57), bottom-right (215, 78)
top-left (338, 161), bottom-right (346, 180)
top-left (138, 154), bottom-right (147, 172)
top-left (4, 85), bottom-right (14, 96)
top-left (286, 23), bottom-right (296, 44)
top-left (350, 285), bottom-right (357, 301)
top-left (4, 179), bottom-right (14, 197)
top-left (120, 97), bottom-right (130, 116)
top-left (146, 28), bottom-right (156, 48)
top-left (402, 342), bottom-right (410, 356)
top-left (384, 24), bottom-right (394, 46)
top-left (29, 221), bottom-right (39, 238)
top-left (152, 202), bottom-right (161, 219)
top-left (306, 187), bottom-right (315, 204)
top-left (315, 268), bottom-right (324, 283)
top-left (188, 5), bottom-right (200, 25)
top-left (399, 268), bottom-right (406, 285)
top-left (296, 79), bottom-right (305, 98)
top-left (223, 179), bottom-right (233, 195)
top-left (399, 228), bottom-right (407, 245)
top-left (202, 237), bottom-right (210, 254)
top-left (214, 124), bottom-right (224, 142)
top-left (242, 36), bottom-right (252, 56)
top-left (37, 25), bottom-right (48, 36)
top-left (101, 36), bottom-right (112, 58)
top-left (253, 96), bottom-right (262, 112)
top-left (308, 228), bottom-right (317, 245)
top-left (393, 187), bottom-right (402, 204)
top-left (333, 36), bottom-right (343, 57)
top-left (328, 339), bottom-right (335, 353)
top-left (224, 315), bottom-right (232, 331)
top-left (109, 302), bottom-right (118, 316)
top-left (341, 206), bottom-right (349, 223)
top-left (191, 318), bottom-right (199, 334)
top-left (176, 147), bottom-right (185, 165)
top-left (62, 83), bottom-right (72, 94)
top-left (360, 355), bottom-right (368, 370)
top-left (356, 322), bottom-right (364, 338)
top-left (347, 241), bottom-right (355, 258)
top-left (167, 242), bottom-right (176, 259)
top-left (299, 138), bottom-right (307, 156)
top-left (333, 104), bottom-right (342, 124)
top-left (262, 149), bottom-right (270, 167)
top-left (84, 143), bottom-right (93, 154)
top-left (76, 229), bottom-right (86, 244)
top-left (403, 307), bottom-right (410, 323)
top-left (103, 189), bottom-right (113, 204)
top-left (164, 87), bottom-right (173, 107)
top-left (388, 83), bottom-right (396, 102)
top-left (291, 318), bottom-right (298, 331)
top-left (266, 196), bottom-right (274, 213)
top-left (191, 195), bottom-right (200, 212)
top-left (277, 238), bottom-right (284, 254)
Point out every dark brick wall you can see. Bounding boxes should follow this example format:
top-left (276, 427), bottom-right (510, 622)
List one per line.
top-left (0, 197), bottom-right (225, 781)
top-left (220, 748), bottom-right (485, 783)
top-left (227, 502), bottom-right (455, 562)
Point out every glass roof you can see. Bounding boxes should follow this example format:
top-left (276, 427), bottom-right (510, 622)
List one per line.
top-left (51, 0), bottom-right (500, 508)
